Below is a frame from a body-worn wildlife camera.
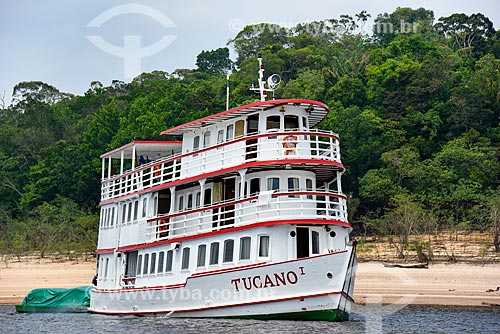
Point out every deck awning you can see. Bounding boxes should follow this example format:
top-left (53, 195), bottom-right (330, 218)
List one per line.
top-left (160, 99), bottom-right (329, 136)
top-left (100, 140), bottom-right (182, 159)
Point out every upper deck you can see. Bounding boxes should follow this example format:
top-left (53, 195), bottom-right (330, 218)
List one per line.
top-left (100, 99), bottom-right (341, 204)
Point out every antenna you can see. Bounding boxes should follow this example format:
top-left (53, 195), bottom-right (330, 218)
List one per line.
top-left (249, 53), bottom-right (280, 101)
top-left (226, 73), bottom-right (230, 110)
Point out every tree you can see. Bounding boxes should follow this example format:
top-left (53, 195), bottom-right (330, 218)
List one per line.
top-left (196, 47), bottom-right (233, 75)
top-left (435, 13), bottom-right (495, 55)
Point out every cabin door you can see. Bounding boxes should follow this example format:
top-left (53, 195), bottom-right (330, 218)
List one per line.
top-left (124, 251), bottom-right (138, 278)
top-left (296, 227), bottom-right (310, 258)
top-left (221, 177), bottom-right (236, 226)
top-left (246, 114), bottom-right (259, 160)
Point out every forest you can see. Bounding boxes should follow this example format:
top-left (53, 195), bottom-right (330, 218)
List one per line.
top-left (1, 7), bottom-right (500, 258)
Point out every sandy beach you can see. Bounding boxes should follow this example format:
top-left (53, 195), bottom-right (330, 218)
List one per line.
top-left (0, 259), bottom-right (499, 307)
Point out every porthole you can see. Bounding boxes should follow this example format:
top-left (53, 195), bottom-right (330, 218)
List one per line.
top-left (290, 231), bottom-right (296, 237)
top-left (329, 231), bottom-right (336, 238)
top-left (326, 272), bottom-right (333, 279)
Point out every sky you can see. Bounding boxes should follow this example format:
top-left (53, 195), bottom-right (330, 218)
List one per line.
top-left (1, 0), bottom-right (499, 106)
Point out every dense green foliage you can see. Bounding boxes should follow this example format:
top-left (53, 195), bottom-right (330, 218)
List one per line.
top-left (2, 7), bottom-right (500, 256)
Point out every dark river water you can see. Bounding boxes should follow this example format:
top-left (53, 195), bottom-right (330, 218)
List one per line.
top-left (1, 304), bottom-right (499, 334)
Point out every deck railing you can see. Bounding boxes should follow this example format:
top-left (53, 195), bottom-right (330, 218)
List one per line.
top-left (100, 129), bottom-right (341, 202)
top-left (145, 190), bottom-right (348, 242)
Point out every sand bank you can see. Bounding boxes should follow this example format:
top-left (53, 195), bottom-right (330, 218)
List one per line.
top-left (0, 259), bottom-right (499, 306)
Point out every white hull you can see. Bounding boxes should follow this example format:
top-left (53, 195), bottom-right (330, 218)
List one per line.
top-left (90, 246), bottom-right (356, 321)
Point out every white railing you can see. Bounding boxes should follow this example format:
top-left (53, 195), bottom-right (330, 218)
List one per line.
top-left (145, 190), bottom-right (348, 242)
top-left (101, 129), bottom-right (341, 202)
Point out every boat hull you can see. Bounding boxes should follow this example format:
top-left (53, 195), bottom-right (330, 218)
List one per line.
top-left (90, 246), bottom-right (356, 321)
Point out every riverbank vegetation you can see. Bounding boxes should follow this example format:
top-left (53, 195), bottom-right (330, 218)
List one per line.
top-left (1, 7), bottom-right (500, 260)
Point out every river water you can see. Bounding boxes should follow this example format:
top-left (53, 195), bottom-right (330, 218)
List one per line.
top-left (1, 304), bottom-right (499, 334)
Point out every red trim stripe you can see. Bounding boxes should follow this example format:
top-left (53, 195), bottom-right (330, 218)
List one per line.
top-left (112, 219), bottom-right (351, 253)
top-left (99, 158), bottom-right (344, 206)
top-left (96, 248), bottom-right (115, 255)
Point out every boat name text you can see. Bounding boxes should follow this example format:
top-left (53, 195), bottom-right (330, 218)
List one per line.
top-left (230, 266), bottom-right (305, 292)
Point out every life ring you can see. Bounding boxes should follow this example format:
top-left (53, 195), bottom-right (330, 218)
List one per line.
top-left (282, 135), bottom-right (298, 155)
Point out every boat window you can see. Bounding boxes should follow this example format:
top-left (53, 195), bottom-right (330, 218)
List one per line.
top-left (288, 177), bottom-right (299, 197)
top-left (267, 177), bottom-right (280, 191)
top-left (266, 115), bottom-right (281, 131)
top-left (121, 204), bottom-right (126, 224)
top-left (209, 242), bottom-right (219, 265)
top-left (127, 202), bottom-right (132, 222)
top-left (204, 188), bottom-right (212, 206)
top-left (258, 235), bottom-right (270, 257)
top-left (193, 135), bottom-right (200, 151)
top-left (223, 239), bottom-right (234, 263)
top-left (250, 178), bottom-right (260, 195)
top-left (153, 196), bottom-right (157, 217)
top-left (137, 255), bottom-right (142, 276)
top-left (181, 248), bottom-right (190, 270)
top-left (217, 130), bottom-right (224, 144)
top-left (143, 254), bottom-right (149, 275)
top-left (166, 250), bottom-right (173, 272)
top-left (306, 179), bottom-right (313, 199)
top-left (239, 237), bottom-right (251, 260)
top-left (150, 252), bottom-right (157, 274)
top-left (285, 115), bottom-right (299, 130)
top-left (187, 194), bottom-right (193, 210)
top-left (133, 200), bottom-right (139, 221)
top-left (158, 251), bottom-right (165, 273)
top-left (142, 198), bottom-right (148, 217)
top-left (195, 192), bottom-right (201, 208)
top-left (312, 231), bottom-right (320, 255)
top-left (302, 116), bottom-right (308, 129)
top-left (226, 124), bottom-right (234, 141)
top-left (197, 244), bottom-right (207, 267)
top-left (178, 196), bottom-right (184, 211)
top-left (110, 207), bottom-right (115, 227)
top-left (203, 131), bottom-right (211, 148)
top-left (104, 258), bottom-right (109, 278)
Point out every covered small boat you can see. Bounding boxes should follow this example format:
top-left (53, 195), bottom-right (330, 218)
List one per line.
top-left (16, 286), bottom-right (92, 313)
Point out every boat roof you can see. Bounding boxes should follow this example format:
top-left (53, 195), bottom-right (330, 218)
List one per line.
top-left (160, 99), bottom-right (329, 136)
top-left (100, 140), bottom-right (182, 159)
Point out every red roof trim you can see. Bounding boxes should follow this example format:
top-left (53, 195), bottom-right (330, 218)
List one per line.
top-left (160, 99), bottom-right (329, 135)
top-left (95, 248), bottom-right (115, 255)
top-left (112, 219), bottom-right (351, 253)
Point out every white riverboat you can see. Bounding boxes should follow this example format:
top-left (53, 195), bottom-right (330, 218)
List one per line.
top-left (89, 57), bottom-right (357, 321)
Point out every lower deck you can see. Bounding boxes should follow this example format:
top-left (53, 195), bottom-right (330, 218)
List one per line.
top-left (95, 223), bottom-right (351, 290)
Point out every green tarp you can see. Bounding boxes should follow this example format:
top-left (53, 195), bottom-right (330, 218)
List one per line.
top-left (16, 286), bottom-right (92, 313)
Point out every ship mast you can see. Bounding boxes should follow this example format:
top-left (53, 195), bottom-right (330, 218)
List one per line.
top-left (250, 54), bottom-right (281, 102)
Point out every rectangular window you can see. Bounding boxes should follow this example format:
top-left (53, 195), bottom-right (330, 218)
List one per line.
top-left (181, 248), bottom-right (190, 270)
top-left (166, 250), bottom-right (173, 272)
top-left (288, 177), bottom-right (299, 197)
top-left (302, 116), bottom-right (308, 129)
top-left (284, 115), bottom-right (299, 129)
top-left (142, 198), bottom-right (148, 217)
top-left (226, 124), bottom-right (234, 141)
top-left (267, 177), bottom-right (280, 191)
top-left (178, 196), bottom-right (184, 211)
top-left (137, 255), bottom-right (142, 275)
top-left (195, 192), bottom-right (201, 208)
top-left (153, 196), bottom-right (157, 217)
top-left (143, 254), bottom-right (149, 275)
top-left (312, 231), bottom-right (320, 255)
top-left (203, 132), bottom-right (211, 148)
top-left (133, 200), bottom-right (139, 221)
top-left (204, 188), bottom-right (212, 206)
top-left (259, 235), bottom-right (270, 257)
top-left (187, 194), bottom-right (193, 210)
top-left (158, 251), bottom-right (165, 273)
top-left (223, 239), bottom-right (234, 263)
top-left (209, 242), bottom-right (219, 265)
top-left (197, 244), bottom-right (207, 267)
top-left (110, 207), bottom-right (115, 227)
top-left (121, 204), bottom-right (126, 224)
top-left (150, 253), bottom-right (157, 274)
top-left (127, 202), bottom-right (132, 222)
top-left (249, 178), bottom-right (260, 195)
top-left (306, 179), bottom-right (313, 199)
top-left (239, 237), bottom-right (251, 260)
top-left (266, 115), bottom-right (281, 130)
top-left (104, 258), bottom-right (109, 278)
